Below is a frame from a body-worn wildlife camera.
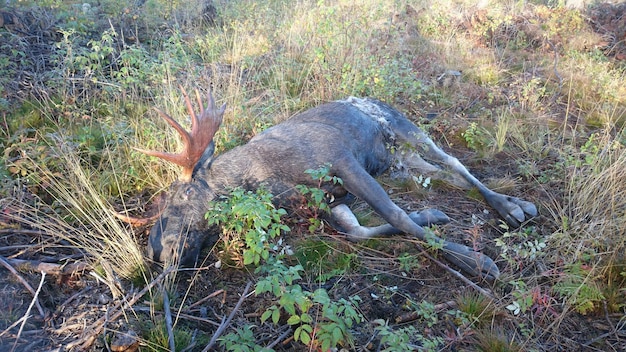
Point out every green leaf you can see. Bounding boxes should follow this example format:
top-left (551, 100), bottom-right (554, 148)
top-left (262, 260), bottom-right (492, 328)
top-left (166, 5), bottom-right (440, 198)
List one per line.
top-left (332, 325), bottom-right (343, 343)
top-left (321, 338), bottom-right (331, 352)
top-left (287, 315), bottom-right (301, 325)
top-left (261, 309), bottom-right (273, 323)
top-left (295, 326), bottom-right (312, 345)
top-left (271, 307), bottom-right (281, 324)
top-left (300, 313), bottom-right (313, 324)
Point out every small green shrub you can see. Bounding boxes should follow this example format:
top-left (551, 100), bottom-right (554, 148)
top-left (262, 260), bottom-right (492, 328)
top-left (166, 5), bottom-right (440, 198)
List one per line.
top-left (219, 325), bottom-right (272, 352)
top-left (295, 163), bottom-right (343, 232)
top-left (495, 223), bottom-right (546, 270)
top-left (553, 263), bottom-right (605, 315)
top-left (373, 319), bottom-right (443, 352)
top-left (206, 187), bottom-right (290, 266)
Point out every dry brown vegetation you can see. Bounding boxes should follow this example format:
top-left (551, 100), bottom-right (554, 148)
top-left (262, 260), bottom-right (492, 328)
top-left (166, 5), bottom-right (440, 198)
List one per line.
top-left (1, 0), bottom-right (625, 351)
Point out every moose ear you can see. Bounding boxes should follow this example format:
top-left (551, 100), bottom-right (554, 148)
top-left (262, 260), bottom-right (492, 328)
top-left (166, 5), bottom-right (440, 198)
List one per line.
top-left (193, 141), bottom-right (216, 175)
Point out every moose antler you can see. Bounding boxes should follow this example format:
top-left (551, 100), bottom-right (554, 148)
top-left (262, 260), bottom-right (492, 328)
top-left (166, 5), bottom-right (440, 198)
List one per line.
top-left (136, 87), bottom-right (226, 182)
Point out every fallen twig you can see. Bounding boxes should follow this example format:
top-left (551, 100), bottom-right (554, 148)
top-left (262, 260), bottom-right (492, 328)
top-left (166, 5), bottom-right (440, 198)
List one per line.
top-left (396, 300), bottom-right (457, 324)
top-left (416, 245), bottom-right (495, 300)
top-left (12, 271), bottom-right (46, 352)
top-left (203, 281), bottom-right (253, 351)
top-left (187, 289), bottom-right (225, 310)
top-left (162, 285), bottom-right (176, 352)
top-left (0, 229), bottom-right (48, 236)
top-left (64, 266), bottom-right (176, 351)
top-left (266, 326), bottom-right (293, 350)
top-left (0, 255), bottom-right (45, 317)
top-left (0, 316), bottom-right (26, 338)
top-left (4, 257), bottom-right (89, 276)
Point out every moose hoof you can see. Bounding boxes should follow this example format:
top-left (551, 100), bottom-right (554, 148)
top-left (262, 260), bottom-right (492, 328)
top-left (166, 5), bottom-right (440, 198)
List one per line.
top-left (487, 193), bottom-right (538, 228)
top-left (441, 242), bottom-right (500, 280)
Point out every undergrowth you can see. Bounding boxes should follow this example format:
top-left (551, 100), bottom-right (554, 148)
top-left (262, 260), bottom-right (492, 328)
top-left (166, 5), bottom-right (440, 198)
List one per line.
top-left (1, 0), bottom-right (626, 350)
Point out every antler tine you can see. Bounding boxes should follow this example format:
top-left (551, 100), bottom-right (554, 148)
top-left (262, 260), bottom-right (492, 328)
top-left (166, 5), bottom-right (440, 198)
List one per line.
top-left (135, 87), bottom-right (226, 182)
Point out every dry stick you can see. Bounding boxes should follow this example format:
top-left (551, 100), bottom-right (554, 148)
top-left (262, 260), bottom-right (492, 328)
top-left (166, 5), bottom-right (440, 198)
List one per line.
top-left (161, 285), bottom-right (176, 352)
top-left (187, 289), bottom-right (225, 310)
top-left (0, 316), bottom-right (26, 338)
top-left (203, 281), bottom-right (253, 352)
top-left (0, 229), bottom-right (48, 236)
top-left (131, 306), bottom-right (221, 327)
top-left (416, 245), bottom-right (495, 300)
top-left (396, 300), bottom-right (457, 324)
top-left (11, 271), bottom-right (46, 352)
top-left (266, 326), bottom-right (293, 350)
top-left (0, 255), bottom-right (45, 317)
top-left (65, 266), bottom-right (176, 351)
top-left (5, 257), bottom-right (89, 276)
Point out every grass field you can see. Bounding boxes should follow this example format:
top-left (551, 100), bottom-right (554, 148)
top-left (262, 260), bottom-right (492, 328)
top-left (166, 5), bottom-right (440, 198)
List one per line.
top-left (1, 0), bottom-right (625, 351)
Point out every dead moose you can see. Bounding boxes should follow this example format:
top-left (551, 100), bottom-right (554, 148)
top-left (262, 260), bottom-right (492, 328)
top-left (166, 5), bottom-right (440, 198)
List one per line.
top-left (130, 88), bottom-right (537, 280)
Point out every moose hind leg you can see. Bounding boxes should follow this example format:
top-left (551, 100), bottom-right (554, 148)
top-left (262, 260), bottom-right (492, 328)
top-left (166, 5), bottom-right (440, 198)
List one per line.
top-left (391, 120), bottom-right (537, 227)
top-left (425, 144), bottom-right (537, 227)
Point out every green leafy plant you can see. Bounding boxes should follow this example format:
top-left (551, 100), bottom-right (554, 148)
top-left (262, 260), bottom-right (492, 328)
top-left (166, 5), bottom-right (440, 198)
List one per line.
top-left (255, 257), bottom-right (362, 350)
top-left (553, 263), bottom-right (605, 315)
top-left (295, 163), bottom-right (343, 232)
top-left (461, 122), bottom-right (487, 151)
top-left (219, 325), bottom-right (272, 352)
top-left (373, 319), bottom-right (443, 352)
top-left (397, 252), bottom-right (421, 272)
top-left (495, 223), bottom-right (546, 270)
top-left (505, 280), bottom-right (533, 316)
top-left (206, 187), bottom-right (290, 266)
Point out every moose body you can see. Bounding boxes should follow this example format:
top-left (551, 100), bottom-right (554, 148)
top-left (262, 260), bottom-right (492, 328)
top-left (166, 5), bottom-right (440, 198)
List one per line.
top-left (140, 91), bottom-right (537, 280)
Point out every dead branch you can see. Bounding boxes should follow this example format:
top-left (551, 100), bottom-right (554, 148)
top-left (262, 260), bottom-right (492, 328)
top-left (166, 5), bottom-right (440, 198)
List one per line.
top-left (266, 326), bottom-right (293, 350)
top-left (0, 229), bottom-right (48, 236)
top-left (12, 271), bottom-right (46, 352)
top-left (187, 289), bottom-right (225, 310)
top-left (4, 257), bottom-right (89, 276)
top-left (203, 281), bottom-right (253, 352)
top-left (64, 266), bottom-right (176, 351)
top-left (0, 316), bottom-right (26, 338)
top-left (0, 255), bottom-right (45, 317)
top-left (162, 285), bottom-right (176, 352)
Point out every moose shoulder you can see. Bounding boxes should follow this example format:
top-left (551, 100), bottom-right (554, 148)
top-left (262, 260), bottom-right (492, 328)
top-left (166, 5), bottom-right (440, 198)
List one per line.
top-left (133, 89), bottom-right (537, 280)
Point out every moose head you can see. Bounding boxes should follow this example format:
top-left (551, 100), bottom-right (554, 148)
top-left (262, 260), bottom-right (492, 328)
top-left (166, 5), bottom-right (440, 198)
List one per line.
top-left (134, 88), bottom-right (226, 266)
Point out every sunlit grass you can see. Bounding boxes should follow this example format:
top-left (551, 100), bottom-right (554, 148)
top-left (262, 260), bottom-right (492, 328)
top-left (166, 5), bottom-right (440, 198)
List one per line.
top-left (9, 136), bottom-right (147, 286)
top-left (2, 0), bottom-right (626, 349)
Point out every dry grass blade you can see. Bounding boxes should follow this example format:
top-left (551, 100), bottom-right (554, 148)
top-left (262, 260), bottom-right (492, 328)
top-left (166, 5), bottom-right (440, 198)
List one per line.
top-left (554, 135), bottom-right (626, 266)
top-left (7, 139), bottom-right (146, 283)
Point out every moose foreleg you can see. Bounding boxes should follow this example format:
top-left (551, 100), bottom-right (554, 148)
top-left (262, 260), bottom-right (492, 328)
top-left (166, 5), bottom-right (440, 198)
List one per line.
top-left (331, 204), bottom-right (451, 239)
